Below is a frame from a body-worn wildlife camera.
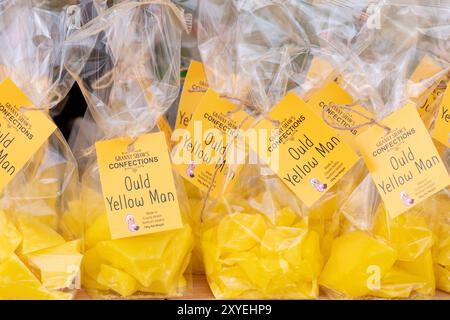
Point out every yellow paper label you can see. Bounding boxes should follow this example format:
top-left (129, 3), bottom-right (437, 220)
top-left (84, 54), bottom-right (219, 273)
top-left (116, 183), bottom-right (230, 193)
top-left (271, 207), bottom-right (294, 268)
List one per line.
top-left (408, 55), bottom-right (444, 106)
top-left (96, 132), bottom-right (183, 239)
top-left (417, 79), bottom-right (447, 128)
top-left (307, 81), bottom-right (374, 151)
top-left (409, 55), bottom-right (443, 84)
top-left (356, 103), bottom-right (450, 218)
top-left (157, 115), bottom-right (173, 147)
top-left (175, 60), bottom-right (208, 130)
top-left (0, 78), bottom-right (56, 192)
top-left (172, 89), bottom-right (253, 198)
top-left (433, 83), bottom-right (450, 147)
top-left (254, 92), bottom-right (359, 207)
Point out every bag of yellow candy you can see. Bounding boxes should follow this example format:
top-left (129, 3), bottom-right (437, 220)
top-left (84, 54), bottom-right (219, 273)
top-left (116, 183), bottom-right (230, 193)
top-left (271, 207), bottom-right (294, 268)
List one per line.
top-left (64, 1), bottom-right (194, 298)
top-left (316, 2), bottom-right (450, 299)
top-left (432, 128), bottom-right (450, 294)
top-left (320, 176), bottom-right (446, 298)
top-left (186, 0), bottom-right (341, 299)
top-left (0, 0), bottom-right (99, 300)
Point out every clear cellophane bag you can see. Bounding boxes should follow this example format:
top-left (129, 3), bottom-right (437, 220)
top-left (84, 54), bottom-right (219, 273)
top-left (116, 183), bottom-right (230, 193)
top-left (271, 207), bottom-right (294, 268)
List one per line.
top-left (195, 0), bottom-right (351, 299)
top-left (64, 1), bottom-right (194, 298)
top-left (0, 0), bottom-right (98, 300)
top-left (309, 1), bottom-right (450, 298)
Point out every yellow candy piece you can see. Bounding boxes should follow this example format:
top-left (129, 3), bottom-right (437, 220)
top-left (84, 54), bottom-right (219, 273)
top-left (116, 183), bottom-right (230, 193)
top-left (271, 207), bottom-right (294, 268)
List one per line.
top-left (82, 248), bottom-right (99, 279)
top-left (202, 228), bottom-right (221, 275)
top-left (95, 234), bottom-right (171, 287)
top-left (217, 213), bottom-right (267, 253)
top-left (92, 225), bottom-right (193, 293)
top-left (396, 250), bottom-right (435, 296)
top-left (97, 264), bottom-right (138, 297)
top-left (134, 228), bottom-right (193, 296)
top-left (435, 264), bottom-right (450, 293)
top-left (0, 211), bottom-right (22, 261)
top-left (0, 254), bottom-right (41, 288)
top-left (436, 242), bottom-right (450, 266)
top-left (370, 266), bottom-right (423, 298)
top-left (60, 200), bottom-right (84, 240)
top-left (274, 207), bottom-right (299, 227)
top-left (203, 209), bottom-right (321, 299)
top-left (84, 213), bottom-right (111, 249)
top-left (260, 227), bottom-right (306, 254)
top-left (209, 266), bottom-right (252, 298)
top-left (308, 194), bottom-right (339, 260)
top-left (374, 206), bottom-right (433, 261)
top-left (290, 230), bottom-right (323, 279)
top-left (187, 198), bottom-right (204, 274)
top-left (17, 216), bottom-right (65, 254)
top-left (0, 255), bottom-right (74, 299)
top-left (0, 284), bottom-right (72, 300)
top-left (25, 240), bottom-right (83, 290)
top-left (155, 226), bottom-right (194, 293)
top-left (82, 274), bottom-right (109, 292)
top-left (319, 231), bottom-right (397, 297)
top-left (222, 250), bottom-right (272, 291)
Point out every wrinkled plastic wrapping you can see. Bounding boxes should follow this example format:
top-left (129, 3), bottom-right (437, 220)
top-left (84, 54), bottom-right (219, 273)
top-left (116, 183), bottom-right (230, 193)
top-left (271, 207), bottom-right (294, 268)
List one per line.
top-left (64, 1), bottom-right (194, 298)
top-left (0, 0), bottom-right (93, 300)
top-left (306, 1), bottom-right (450, 298)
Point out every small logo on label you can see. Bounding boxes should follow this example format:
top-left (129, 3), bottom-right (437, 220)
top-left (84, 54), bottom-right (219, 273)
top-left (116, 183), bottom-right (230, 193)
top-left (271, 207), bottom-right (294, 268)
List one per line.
top-left (187, 160), bottom-right (196, 178)
top-left (126, 214), bottom-right (140, 232)
top-left (400, 191), bottom-right (414, 207)
top-left (310, 178), bottom-right (327, 192)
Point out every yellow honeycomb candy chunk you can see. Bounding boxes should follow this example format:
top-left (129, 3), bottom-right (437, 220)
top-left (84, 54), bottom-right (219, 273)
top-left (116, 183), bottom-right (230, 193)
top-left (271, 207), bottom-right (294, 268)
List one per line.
top-left (95, 236), bottom-right (169, 288)
top-left (436, 242), bottom-right (450, 266)
top-left (274, 207), bottom-right (299, 227)
top-left (209, 266), bottom-right (252, 298)
top-left (84, 213), bottom-right (111, 249)
top-left (61, 200), bottom-right (84, 240)
top-left (0, 284), bottom-right (71, 300)
top-left (154, 226), bottom-right (194, 293)
top-left (0, 254), bottom-right (41, 288)
top-left (222, 250), bottom-right (271, 291)
top-left (260, 227), bottom-right (306, 254)
top-left (202, 228), bottom-right (221, 275)
top-left (396, 249), bottom-right (435, 296)
top-left (374, 206), bottom-right (433, 261)
top-left (0, 211), bottom-right (22, 261)
top-left (290, 230), bottom-right (323, 279)
top-left (435, 265), bottom-right (450, 293)
top-left (97, 264), bottom-right (138, 297)
top-left (134, 228), bottom-right (193, 296)
top-left (0, 254), bottom-right (72, 299)
top-left (370, 266), bottom-right (423, 298)
top-left (217, 213), bottom-right (267, 253)
top-left (203, 209), bottom-right (321, 299)
top-left (319, 231), bottom-right (397, 297)
top-left (17, 216), bottom-right (65, 254)
top-left (308, 194), bottom-right (339, 260)
top-left (82, 274), bottom-right (109, 292)
top-left (96, 225), bottom-right (193, 289)
top-left (25, 240), bottom-right (83, 290)
top-left (188, 198), bottom-right (204, 274)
